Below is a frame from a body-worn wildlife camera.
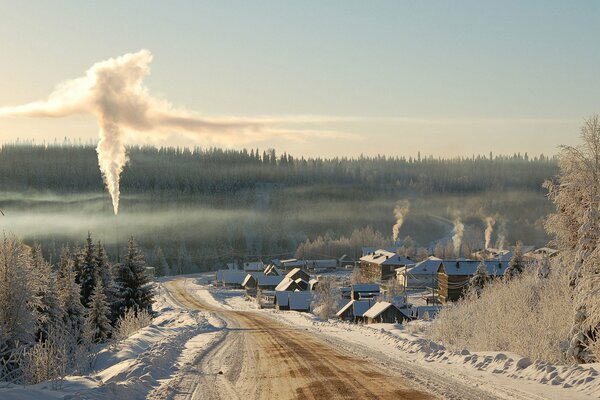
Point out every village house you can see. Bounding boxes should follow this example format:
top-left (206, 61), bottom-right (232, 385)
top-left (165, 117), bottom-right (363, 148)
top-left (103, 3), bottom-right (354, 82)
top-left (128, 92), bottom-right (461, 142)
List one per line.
top-left (274, 267), bottom-right (313, 292)
top-left (360, 249), bottom-right (411, 281)
top-left (242, 274), bottom-right (285, 295)
top-left (215, 270), bottom-right (247, 288)
top-left (306, 259), bottom-right (338, 272)
top-left (437, 260), bottom-right (509, 303)
top-left (523, 247), bottom-right (559, 262)
top-left (242, 261), bottom-right (265, 272)
top-left (363, 301), bottom-right (411, 324)
top-left (274, 291), bottom-right (312, 312)
top-left (264, 264), bottom-right (282, 276)
top-left (396, 256), bottom-right (441, 289)
top-left (350, 283), bottom-right (380, 300)
top-left (336, 299), bottom-right (376, 323)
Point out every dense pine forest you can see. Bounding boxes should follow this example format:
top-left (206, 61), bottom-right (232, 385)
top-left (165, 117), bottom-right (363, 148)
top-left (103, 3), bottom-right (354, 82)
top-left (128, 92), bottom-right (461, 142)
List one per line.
top-left (0, 143), bottom-right (558, 272)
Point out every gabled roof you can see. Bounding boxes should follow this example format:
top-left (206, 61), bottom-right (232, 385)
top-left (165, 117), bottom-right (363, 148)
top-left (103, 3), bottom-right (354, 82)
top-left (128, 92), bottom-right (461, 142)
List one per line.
top-left (361, 247), bottom-right (397, 256)
top-left (363, 301), bottom-right (398, 319)
top-left (336, 299), bottom-right (376, 317)
top-left (257, 275), bottom-right (285, 287)
top-left (221, 270), bottom-right (247, 284)
top-left (351, 284), bottom-right (380, 292)
top-left (438, 260), bottom-right (509, 276)
top-left (242, 274), bottom-right (255, 287)
top-left (360, 249), bottom-right (411, 266)
top-left (275, 291), bottom-right (312, 310)
top-left (399, 256), bottom-right (442, 275)
top-left (243, 261), bottom-right (265, 271)
top-left (275, 278), bottom-right (301, 291)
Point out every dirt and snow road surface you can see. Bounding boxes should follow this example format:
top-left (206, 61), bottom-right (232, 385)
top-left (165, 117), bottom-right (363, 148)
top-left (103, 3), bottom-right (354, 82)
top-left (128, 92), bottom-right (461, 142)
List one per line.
top-left (158, 279), bottom-right (431, 400)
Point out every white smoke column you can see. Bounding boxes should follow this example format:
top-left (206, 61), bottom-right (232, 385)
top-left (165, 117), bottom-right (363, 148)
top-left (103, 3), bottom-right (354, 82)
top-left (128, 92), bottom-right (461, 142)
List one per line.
top-left (498, 234), bottom-right (506, 250)
top-left (392, 200), bottom-right (410, 243)
top-left (452, 218), bottom-right (464, 256)
top-left (0, 50), bottom-right (335, 214)
top-left (484, 216), bottom-right (496, 249)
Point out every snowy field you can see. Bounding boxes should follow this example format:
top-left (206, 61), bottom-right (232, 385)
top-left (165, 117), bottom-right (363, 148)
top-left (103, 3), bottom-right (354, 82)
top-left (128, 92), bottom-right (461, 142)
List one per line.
top-left (2, 273), bottom-right (599, 399)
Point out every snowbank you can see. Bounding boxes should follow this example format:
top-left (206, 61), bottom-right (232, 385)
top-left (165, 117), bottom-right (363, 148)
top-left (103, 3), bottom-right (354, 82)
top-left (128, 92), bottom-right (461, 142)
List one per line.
top-left (0, 275), bottom-right (219, 400)
top-left (193, 277), bottom-right (600, 399)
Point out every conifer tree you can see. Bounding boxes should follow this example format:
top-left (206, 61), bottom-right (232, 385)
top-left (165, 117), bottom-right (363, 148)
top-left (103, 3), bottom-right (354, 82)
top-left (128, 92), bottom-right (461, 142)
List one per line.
top-left (56, 247), bottom-right (86, 340)
top-left (77, 233), bottom-right (98, 307)
top-left (469, 261), bottom-right (489, 296)
top-left (504, 242), bottom-right (525, 281)
top-left (31, 244), bottom-right (63, 341)
top-left (113, 237), bottom-right (154, 316)
top-left (84, 278), bottom-right (112, 343)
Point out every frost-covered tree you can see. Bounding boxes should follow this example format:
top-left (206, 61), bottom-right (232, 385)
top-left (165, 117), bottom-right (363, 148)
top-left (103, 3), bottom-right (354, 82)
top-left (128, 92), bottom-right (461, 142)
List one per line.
top-left (84, 278), bottom-right (112, 343)
top-left (76, 233), bottom-right (98, 308)
top-left (312, 277), bottom-right (337, 320)
top-left (153, 247), bottom-right (170, 277)
top-left (544, 116), bottom-right (600, 363)
top-left (56, 247), bottom-right (86, 340)
top-left (469, 261), bottom-right (489, 295)
top-left (31, 244), bottom-right (63, 341)
top-left (113, 237), bottom-right (154, 316)
top-left (0, 236), bottom-right (40, 375)
top-left (504, 242), bottom-right (525, 281)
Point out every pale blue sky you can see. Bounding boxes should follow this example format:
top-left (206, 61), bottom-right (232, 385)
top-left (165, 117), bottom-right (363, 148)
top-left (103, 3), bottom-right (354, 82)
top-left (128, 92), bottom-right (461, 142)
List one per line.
top-left (0, 1), bottom-right (598, 157)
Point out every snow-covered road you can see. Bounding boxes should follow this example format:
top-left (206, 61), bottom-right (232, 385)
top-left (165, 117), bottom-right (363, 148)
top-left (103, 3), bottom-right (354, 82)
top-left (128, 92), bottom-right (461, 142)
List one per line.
top-left (155, 279), bottom-right (432, 399)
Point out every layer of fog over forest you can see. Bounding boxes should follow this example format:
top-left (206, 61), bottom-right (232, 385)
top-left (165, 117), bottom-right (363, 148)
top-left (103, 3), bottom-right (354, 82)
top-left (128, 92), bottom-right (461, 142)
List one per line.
top-left (0, 143), bottom-right (557, 272)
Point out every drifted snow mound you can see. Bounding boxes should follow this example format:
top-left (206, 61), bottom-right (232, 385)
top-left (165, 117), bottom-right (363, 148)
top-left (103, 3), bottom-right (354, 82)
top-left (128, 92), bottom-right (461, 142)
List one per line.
top-left (0, 306), bottom-right (217, 400)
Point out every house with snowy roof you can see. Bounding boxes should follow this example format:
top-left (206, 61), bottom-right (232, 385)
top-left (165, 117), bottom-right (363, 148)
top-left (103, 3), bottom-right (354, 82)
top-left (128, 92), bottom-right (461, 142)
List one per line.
top-left (274, 291), bottom-right (312, 312)
top-left (360, 249), bottom-right (412, 281)
top-left (396, 256), bottom-right (441, 289)
top-left (523, 247), bottom-right (559, 262)
top-left (336, 299), bottom-right (376, 323)
top-left (217, 270), bottom-right (248, 288)
top-left (437, 260), bottom-right (509, 303)
top-left (350, 284), bottom-right (380, 300)
top-left (363, 301), bottom-right (411, 324)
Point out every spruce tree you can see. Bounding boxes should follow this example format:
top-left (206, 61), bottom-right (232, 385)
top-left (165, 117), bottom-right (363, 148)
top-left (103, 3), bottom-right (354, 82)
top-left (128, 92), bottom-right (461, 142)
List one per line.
top-left (469, 261), bottom-right (489, 296)
top-left (78, 233), bottom-right (98, 307)
top-left (84, 277), bottom-right (112, 343)
top-left (31, 244), bottom-right (63, 341)
top-left (504, 242), bottom-right (525, 281)
top-left (113, 237), bottom-right (154, 316)
top-left (56, 246), bottom-right (86, 340)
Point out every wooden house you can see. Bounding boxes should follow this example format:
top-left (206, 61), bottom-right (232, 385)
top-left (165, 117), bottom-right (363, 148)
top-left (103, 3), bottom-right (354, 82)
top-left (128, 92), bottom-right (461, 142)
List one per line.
top-left (336, 299), bottom-right (376, 323)
top-left (396, 256), bottom-right (441, 289)
top-left (360, 250), bottom-right (411, 281)
top-left (363, 302), bottom-right (411, 324)
top-left (437, 260), bottom-right (509, 303)
top-left (274, 291), bottom-right (312, 312)
top-left (350, 284), bottom-right (380, 300)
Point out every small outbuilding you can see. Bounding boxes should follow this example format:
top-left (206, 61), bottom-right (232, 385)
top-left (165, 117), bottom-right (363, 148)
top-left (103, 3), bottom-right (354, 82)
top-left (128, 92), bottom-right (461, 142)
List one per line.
top-left (274, 291), bottom-right (312, 312)
top-left (336, 299), bottom-right (376, 323)
top-left (363, 301), bottom-right (411, 324)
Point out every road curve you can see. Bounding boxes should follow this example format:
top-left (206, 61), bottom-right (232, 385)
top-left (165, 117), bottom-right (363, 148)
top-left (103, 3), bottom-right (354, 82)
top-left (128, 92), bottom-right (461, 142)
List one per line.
top-left (160, 280), bottom-right (433, 400)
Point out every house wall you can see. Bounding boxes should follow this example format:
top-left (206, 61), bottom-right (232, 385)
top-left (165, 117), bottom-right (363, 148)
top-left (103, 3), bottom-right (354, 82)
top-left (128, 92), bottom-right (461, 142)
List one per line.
top-left (438, 273), bottom-right (469, 302)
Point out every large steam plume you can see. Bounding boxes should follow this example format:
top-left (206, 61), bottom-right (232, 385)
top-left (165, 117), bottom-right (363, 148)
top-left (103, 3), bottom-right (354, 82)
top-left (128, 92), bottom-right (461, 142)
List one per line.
top-left (452, 218), bottom-right (464, 256)
top-left (0, 50), bottom-right (334, 214)
top-left (484, 216), bottom-right (496, 249)
top-left (392, 200), bottom-right (410, 243)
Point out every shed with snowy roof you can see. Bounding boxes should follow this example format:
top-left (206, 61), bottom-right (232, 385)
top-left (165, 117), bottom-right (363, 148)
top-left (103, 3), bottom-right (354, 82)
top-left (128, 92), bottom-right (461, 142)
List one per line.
top-left (274, 291), bottom-right (312, 312)
top-left (336, 299), bottom-right (376, 323)
top-left (363, 301), bottom-right (410, 324)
